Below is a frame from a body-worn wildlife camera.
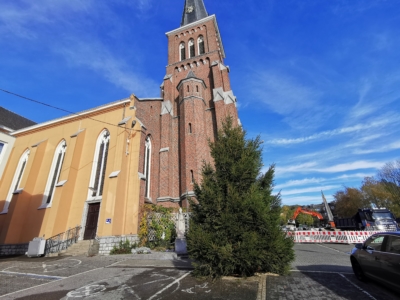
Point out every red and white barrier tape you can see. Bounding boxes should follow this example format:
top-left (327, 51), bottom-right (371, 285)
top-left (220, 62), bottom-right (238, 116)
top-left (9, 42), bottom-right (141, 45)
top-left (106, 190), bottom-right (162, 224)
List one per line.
top-left (287, 230), bottom-right (384, 244)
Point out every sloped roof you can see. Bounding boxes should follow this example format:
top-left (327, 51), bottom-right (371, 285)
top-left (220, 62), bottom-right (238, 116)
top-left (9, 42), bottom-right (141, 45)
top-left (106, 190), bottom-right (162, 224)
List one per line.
top-left (181, 0), bottom-right (208, 26)
top-left (0, 107), bottom-right (36, 131)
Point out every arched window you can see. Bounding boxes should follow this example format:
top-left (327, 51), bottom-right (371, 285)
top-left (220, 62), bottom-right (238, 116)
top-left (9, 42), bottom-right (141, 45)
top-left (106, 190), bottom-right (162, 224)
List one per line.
top-left (88, 130), bottom-right (110, 200)
top-left (0, 149), bottom-right (29, 214)
top-left (144, 136), bottom-right (152, 198)
top-left (198, 36), bottom-right (205, 55)
top-left (189, 39), bottom-right (195, 58)
top-left (41, 140), bottom-right (67, 207)
top-left (179, 42), bottom-right (186, 61)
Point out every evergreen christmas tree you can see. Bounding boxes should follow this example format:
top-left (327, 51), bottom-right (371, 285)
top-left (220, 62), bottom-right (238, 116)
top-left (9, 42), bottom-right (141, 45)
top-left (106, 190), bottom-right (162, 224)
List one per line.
top-left (187, 117), bottom-right (294, 278)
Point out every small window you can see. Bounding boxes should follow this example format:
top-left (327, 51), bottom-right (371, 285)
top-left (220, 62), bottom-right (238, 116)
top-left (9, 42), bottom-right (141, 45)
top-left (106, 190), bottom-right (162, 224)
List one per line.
top-left (179, 42), bottom-right (186, 61)
top-left (190, 170), bottom-right (194, 183)
top-left (365, 235), bottom-right (385, 251)
top-left (196, 86), bottom-right (199, 92)
top-left (0, 142), bottom-right (6, 165)
top-left (187, 85), bottom-right (190, 92)
top-left (198, 36), bottom-right (205, 55)
top-left (387, 236), bottom-right (400, 254)
top-left (189, 39), bottom-right (195, 58)
top-left (189, 123), bottom-right (192, 133)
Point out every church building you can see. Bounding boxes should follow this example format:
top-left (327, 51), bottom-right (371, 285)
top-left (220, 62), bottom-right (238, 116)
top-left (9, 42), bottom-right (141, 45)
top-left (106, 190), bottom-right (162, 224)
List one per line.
top-left (0, 0), bottom-right (239, 255)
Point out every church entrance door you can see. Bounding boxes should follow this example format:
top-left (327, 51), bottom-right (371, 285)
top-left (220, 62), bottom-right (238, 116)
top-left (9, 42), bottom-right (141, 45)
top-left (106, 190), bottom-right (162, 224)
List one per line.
top-left (84, 203), bottom-right (100, 240)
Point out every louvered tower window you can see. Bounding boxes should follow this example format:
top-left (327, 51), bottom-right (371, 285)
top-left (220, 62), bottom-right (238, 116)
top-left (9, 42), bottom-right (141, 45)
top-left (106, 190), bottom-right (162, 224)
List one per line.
top-left (144, 136), bottom-right (152, 198)
top-left (189, 39), bottom-right (195, 58)
top-left (198, 36), bottom-right (205, 55)
top-left (1, 149), bottom-right (30, 214)
top-left (179, 42), bottom-right (186, 61)
top-left (89, 130), bottom-right (110, 200)
top-left (42, 140), bottom-right (67, 206)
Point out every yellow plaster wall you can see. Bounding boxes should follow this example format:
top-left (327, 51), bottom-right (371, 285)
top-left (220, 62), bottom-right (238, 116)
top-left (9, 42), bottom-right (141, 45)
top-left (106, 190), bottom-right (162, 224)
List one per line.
top-left (0, 98), bottom-right (142, 245)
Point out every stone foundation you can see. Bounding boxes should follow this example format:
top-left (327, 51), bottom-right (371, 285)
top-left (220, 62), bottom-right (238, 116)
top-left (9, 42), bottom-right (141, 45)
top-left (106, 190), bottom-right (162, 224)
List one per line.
top-left (0, 243), bottom-right (29, 256)
top-left (98, 235), bottom-right (139, 255)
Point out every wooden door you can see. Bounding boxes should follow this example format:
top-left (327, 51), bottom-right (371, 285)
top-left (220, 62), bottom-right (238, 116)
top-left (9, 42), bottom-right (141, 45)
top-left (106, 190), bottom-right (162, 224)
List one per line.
top-left (84, 203), bottom-right (100, 240)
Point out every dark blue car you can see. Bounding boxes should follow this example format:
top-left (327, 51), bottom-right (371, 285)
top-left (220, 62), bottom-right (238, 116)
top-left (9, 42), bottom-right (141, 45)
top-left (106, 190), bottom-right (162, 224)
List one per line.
top-left (351, 232), bottom-right (400, 293)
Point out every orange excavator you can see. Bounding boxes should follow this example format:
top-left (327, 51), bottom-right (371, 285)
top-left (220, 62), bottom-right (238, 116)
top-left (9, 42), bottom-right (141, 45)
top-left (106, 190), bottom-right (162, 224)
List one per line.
top-left (288, 207), bottom-right (336, 229)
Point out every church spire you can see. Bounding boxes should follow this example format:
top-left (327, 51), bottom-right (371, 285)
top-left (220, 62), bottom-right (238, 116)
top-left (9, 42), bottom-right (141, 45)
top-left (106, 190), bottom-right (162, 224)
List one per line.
top-left (181, 0), bottom-right (208, 27)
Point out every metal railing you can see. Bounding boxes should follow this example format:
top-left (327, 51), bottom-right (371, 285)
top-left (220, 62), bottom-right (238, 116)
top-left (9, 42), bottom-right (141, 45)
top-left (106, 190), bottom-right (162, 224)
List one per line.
top-left (45, 225), bottom-right (81, 255)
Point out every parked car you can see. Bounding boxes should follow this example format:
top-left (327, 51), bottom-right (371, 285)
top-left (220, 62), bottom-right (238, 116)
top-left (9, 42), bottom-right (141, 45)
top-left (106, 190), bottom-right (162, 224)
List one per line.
top-left (350, 232), bottom-right (400, 293)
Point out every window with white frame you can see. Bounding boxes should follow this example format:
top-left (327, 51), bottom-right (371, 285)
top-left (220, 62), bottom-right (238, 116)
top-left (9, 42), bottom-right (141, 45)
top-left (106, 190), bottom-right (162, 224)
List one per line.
top-left (189, 39), bottom-right (195, 58)
top-left (0, 142), bottom-right (5, 165)
top-left (144, 136), bottom-right (152, 198)
top-left (41, 140), bottom-right (67, 207)
top-left (179, 42), bottom-right (186, 61)
top-left (1, 149), bottom-right (29, 214)
top-left (198, 36), bottom-right (205, 55)
top-left (88, 130), bottom-right (110, 200)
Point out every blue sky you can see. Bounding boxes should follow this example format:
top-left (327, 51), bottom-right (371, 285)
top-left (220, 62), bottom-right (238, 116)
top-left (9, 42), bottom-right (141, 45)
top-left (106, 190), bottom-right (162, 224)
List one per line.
top-left (1, 0), bottom-right (399, 206)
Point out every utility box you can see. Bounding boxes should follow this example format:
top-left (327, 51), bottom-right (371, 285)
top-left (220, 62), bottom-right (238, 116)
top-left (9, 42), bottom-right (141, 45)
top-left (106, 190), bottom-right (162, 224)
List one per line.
top-left (26, 238), bottom-right (46, 257)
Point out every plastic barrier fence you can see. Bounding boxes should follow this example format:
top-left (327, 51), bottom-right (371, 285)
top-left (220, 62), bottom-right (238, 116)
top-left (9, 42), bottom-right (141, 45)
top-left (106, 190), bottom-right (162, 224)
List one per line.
top-left (287, 230), bottom-right (383, 244)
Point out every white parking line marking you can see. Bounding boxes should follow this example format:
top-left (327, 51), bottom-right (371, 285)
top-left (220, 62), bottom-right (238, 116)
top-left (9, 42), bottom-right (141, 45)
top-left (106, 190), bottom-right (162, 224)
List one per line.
top-left (0, 271), bottom-right (66, 280)
top-left (148, 272), bottom-right (190, 300)
top-left (317, 244), bottom-right (350, 255)
top-left (290, 270), bottom-right (353, 274)
top-left (339, 274), bottom-right (378, 300)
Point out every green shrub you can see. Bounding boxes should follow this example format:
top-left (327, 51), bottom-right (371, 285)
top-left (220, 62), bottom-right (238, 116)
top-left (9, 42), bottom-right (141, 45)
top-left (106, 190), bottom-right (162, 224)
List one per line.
top-left (186, 117), bottom-right (295, 278)
top-left (110, 240), bottom-right (137, 255)
top-left (139, 204), bottom-right (176, 250)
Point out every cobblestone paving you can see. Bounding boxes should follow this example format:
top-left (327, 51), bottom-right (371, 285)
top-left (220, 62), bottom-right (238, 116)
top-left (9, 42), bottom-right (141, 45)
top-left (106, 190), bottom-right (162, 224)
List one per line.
top-left (266, 244), bottom-right (400, 300)
top-left (266, 272), bottom-right (399, 300)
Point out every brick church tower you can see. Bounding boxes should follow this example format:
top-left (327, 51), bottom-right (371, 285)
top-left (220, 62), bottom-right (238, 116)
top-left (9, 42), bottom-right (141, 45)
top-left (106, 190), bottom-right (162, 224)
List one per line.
top-left (135, 0), bottom-right (239, 207)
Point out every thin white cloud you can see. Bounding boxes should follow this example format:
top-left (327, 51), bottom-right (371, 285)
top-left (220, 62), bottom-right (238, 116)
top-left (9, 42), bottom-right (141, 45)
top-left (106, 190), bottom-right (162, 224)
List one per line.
top-left (275, 178), bottom-right (324, 190)
top-left (250, 71), bottom-right (321, 115)
top-left (281, 196), bottom-right (329, 206)
top-left (280, 185), bottom-right (340, 196)
top-left (353, 141), bottom-right (400, 155)
top-left (268, 119), bottom-right (392, 145)
top-left (57, 40), bottom-right (158, 96)
top-left (277, 160), bottom-right (385, 175)
top-left (0, 0), bottom-right (158, 97)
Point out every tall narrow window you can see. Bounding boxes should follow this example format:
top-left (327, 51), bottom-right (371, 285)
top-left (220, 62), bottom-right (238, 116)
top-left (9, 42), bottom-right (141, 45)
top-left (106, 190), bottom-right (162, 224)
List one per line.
top-left (179, 42), bottom-right (186, 61)
top-left (41, 140), bottom-right (67, 207)
top-left (196, 85), bottom-right (199, 92)
top-left (190, 170), bottom-right (194, 183)
top-left (1, 149), bottom-right (29, 214)
top-left (144, 136), bottom-right (152, 198)
top-left (189, 123), bottom-right (192, 134)
top-left (187, 85), bottom-right (190, 92)
top-left (198, 36), bottom-right (205, 55)
top-left (0, 142), bottom-right (5, 165)
top-left (89, 130), bottom-right (110, 200)
top-left (189, 39), bottom-right (195, 58)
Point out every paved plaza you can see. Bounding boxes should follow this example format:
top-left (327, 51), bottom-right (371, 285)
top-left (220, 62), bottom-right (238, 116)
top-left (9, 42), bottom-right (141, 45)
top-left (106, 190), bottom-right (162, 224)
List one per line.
top-left (0, 244), bottom-right (398, 299)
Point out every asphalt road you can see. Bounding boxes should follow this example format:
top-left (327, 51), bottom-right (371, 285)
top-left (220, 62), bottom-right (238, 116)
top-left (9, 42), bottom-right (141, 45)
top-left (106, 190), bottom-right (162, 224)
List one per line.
top-left (0, 244), bottom-right (398, 299)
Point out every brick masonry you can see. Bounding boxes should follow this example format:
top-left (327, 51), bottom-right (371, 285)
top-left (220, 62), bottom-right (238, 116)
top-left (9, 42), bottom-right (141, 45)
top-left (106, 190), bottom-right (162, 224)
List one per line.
top-left (135, 14), bottom-right (239, 216)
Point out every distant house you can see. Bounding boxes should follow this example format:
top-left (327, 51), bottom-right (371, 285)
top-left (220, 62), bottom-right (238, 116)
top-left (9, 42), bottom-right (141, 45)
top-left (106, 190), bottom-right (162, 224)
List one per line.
top-left (0, 107), bottom-right (36, 180)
